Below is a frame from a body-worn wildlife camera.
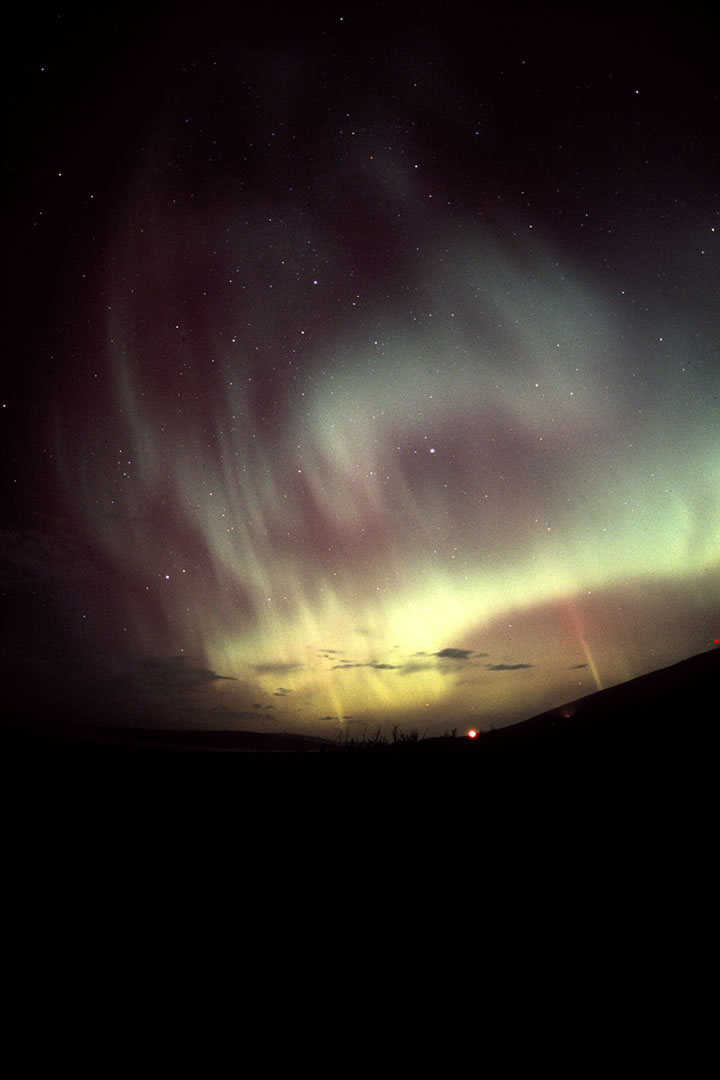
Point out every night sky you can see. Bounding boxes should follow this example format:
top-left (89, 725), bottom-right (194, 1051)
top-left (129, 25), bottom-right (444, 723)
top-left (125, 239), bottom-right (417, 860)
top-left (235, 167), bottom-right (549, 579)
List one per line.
top-left (3, 3), bottom-right (719, 738)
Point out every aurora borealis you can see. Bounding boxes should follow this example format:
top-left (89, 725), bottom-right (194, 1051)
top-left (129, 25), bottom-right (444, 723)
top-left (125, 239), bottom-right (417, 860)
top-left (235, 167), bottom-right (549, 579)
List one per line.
top-left (3, 4), bottom-right (719, 737)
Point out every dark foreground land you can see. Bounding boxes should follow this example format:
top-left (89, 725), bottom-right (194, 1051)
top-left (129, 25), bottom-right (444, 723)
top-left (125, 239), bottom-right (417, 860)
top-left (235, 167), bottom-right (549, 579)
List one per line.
top-left (4, 649), bottom-right (716, 1072)
top-left (5, 644), bottom-right (717, 758)
top-left (4, 676), bottom-right (712, 1035)
top-left (4, 647), bottom-right (716, 846)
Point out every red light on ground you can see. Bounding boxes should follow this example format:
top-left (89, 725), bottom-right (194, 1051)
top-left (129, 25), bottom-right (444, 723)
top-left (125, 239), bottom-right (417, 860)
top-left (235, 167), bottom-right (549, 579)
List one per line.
top-left (715, 639), bottom-right (720, 646)
top-left (467, 729), bottom-right (478, 739)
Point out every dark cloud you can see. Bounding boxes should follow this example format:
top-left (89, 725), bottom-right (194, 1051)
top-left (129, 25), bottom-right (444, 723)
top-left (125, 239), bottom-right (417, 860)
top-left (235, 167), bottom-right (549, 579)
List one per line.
top-left (486, 663), bottom-right (534, 671)
top-left (273, 687), bottom-right (294, 696)
top-left (569, 663), bottom-right (588, 669)
top-left (253, 662), bottom-right (304, 674)
top-left (202, 705), bottom-right (278, 726)
top-left (435, 648), bottom-right (473, 660)
top-left (331, 661), bottom-right (399, 670)
top-left (135, 656), bottom-right (236, 694)
top-left (399, 662), bottom-right (435, 675)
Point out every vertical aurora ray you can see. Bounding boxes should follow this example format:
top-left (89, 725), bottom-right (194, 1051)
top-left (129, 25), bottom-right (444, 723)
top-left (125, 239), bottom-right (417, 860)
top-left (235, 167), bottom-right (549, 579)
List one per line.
top-left (9, 6), bottom-right (714, 734)
top-left (49, 184), bottom-right (720, 732)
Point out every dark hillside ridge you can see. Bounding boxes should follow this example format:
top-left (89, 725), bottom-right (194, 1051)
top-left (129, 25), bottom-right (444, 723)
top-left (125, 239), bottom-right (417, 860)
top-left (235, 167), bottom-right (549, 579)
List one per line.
top-left (3, 648), bottom-right (717, 758)
top-left (413, 647), bottom-right (718, 755)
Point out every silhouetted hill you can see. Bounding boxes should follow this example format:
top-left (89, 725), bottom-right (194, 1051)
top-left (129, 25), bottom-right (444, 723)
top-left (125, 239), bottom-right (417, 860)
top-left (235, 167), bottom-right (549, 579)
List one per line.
top-left (4, 648), bottom-right (717, 761)
top-left (3, 723), bottom-right (338, 755)
top-left (6, 647), bottom-right (715, 1048)
top-left (513, 645), bottom-right (716, 736)
top-left (413, 646), bottom-right (718, 757)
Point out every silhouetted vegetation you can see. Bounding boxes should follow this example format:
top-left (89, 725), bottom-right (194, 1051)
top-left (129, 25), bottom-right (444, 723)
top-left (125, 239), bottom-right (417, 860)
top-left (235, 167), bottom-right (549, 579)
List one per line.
top-left (335, 725), bottom-right (422, 751)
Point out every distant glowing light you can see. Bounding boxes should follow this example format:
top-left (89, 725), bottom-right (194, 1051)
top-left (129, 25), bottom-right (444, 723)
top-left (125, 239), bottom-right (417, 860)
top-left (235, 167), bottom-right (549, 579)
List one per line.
top-left (467, 728), bottom-right (477, 739)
